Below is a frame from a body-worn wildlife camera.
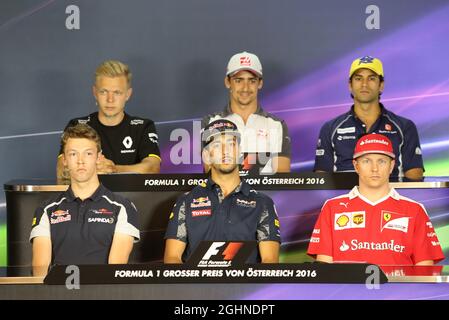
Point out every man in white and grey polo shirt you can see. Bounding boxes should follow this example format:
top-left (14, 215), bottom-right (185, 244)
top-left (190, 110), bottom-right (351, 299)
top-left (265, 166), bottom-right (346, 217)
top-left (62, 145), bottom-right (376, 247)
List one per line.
top-left (202, 51), bottom-right (291, 176)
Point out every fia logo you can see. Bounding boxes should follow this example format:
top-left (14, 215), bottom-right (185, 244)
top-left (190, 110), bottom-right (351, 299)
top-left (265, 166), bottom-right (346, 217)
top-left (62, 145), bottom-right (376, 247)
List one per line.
top-left (123, 136), bottom-right (133, 149)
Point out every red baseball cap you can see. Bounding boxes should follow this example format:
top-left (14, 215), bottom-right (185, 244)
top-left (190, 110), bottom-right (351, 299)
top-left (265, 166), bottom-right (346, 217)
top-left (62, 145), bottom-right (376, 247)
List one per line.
top-left (353, 133), bottom-right (395, 159)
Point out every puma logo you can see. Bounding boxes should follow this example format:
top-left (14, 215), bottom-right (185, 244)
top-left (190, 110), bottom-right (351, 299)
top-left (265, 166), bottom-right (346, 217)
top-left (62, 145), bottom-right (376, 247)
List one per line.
top-left (340, 202), bottom-right (349, 208)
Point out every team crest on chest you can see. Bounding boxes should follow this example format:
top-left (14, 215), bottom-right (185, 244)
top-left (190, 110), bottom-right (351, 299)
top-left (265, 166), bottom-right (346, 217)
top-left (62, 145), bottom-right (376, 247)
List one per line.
top-left (381, 211), bottom-right (409, 233)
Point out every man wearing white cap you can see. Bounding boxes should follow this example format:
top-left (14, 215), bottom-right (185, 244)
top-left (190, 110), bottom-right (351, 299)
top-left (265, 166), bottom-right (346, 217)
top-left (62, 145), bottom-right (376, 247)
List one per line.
top-left (308, 133), bottom-right (444, 265)
top-left (202, 51), bottom-right (291, 175)
top-left (314, 56), bottom-right (424, 180)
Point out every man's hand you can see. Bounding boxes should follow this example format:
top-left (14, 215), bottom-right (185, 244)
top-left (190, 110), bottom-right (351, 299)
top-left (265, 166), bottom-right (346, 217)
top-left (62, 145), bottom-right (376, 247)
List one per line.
top-left (97, 154), bottom-right (116, 174)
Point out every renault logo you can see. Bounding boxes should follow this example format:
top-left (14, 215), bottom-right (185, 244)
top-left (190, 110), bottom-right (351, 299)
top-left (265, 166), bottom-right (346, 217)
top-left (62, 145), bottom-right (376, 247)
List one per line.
top-left (123, 136), bottom-right (133, 149)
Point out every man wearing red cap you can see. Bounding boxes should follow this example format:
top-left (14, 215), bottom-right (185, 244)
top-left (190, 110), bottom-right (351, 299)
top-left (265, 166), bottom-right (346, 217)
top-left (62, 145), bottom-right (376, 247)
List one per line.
top-left (314, 56), bottom-right (424, 180)
top-left (202, 51), bottom-right (291, 176)
top-left (307, 133), bottom-right (444, 265)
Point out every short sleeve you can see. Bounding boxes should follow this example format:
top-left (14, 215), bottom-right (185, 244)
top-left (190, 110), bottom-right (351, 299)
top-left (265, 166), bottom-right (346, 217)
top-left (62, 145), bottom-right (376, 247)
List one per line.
top-left (401, 121), bottom-right (425, 172)
top-left (257, 197), bottom-right (281, 243)
top-left (30, 205), bottom-right (51, 242)
top-left (411, 204), bottom-right (444, 264)
top-left (138, 120), bottom-right (161, 162)
top-left (164, 198), bottom-right (188, 243)
top-left (280, 120), bottom-right (291, 157)
top-left (313, 122), bottom-right (335, 172)
top-left (307, 201), bottom-right (334, 258)
top-left (115, 200), bottom-right (140, 242)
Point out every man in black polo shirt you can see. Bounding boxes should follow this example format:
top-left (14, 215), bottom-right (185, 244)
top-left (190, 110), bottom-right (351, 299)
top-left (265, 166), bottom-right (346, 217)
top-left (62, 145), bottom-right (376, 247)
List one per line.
top-left (32, 124), bottom-right (140, 276)
top-left (56, 60), bottom-right (161, 180)
top-left (314, 56), bottom-right (424, 180)
top-left (164, 119), bottom-right (281, 264)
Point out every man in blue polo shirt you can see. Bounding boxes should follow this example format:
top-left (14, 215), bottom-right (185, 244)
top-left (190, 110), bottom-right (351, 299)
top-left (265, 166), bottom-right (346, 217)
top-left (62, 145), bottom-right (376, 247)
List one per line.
top-left (314, 56), bottom-right (424, 180)
top-left (31, 123), bottom-right (140, 276)
top-left (164, 119), bottom-right (281, 264)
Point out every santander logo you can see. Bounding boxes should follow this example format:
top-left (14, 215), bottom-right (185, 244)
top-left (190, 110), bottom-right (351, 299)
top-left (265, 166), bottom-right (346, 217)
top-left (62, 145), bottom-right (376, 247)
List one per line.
top-left (340, 241), bottom-right (350, 252)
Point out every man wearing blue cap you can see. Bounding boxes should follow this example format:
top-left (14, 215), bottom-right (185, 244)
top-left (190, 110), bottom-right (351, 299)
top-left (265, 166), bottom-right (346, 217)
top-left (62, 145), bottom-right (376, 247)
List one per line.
top-left (164, 119), bottom-right (281, 264)
top-left (314, 56), bottom-right (424, 180)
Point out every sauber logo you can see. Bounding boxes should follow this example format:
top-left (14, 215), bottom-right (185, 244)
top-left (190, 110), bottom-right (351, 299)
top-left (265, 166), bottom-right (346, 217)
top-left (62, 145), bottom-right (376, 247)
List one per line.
top-left (198, 242), bottom-right (243, 267)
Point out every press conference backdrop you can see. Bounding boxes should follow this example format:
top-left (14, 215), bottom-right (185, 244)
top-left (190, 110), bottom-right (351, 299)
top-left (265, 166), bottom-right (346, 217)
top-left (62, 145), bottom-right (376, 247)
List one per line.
top-left (1, 0), bottom-right (449, 266)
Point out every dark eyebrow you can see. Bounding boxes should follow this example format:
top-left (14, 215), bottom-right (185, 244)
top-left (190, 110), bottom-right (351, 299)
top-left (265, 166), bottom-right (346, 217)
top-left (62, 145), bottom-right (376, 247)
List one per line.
top-left (231, 76), bottom-right (258, 81)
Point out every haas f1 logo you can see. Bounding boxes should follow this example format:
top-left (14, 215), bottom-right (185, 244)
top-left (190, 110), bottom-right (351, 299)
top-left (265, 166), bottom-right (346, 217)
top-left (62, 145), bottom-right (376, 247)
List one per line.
top-left (187, 241), bottom-right (257, 268)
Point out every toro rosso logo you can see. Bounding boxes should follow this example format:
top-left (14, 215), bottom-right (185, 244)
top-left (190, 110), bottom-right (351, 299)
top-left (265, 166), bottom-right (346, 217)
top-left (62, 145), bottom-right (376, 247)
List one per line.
top-left (90, 208), bottom-right (114, 215)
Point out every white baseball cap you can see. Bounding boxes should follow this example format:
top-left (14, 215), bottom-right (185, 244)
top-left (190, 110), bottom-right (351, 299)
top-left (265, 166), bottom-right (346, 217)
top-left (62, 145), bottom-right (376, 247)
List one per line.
top-left (226, 51), bottom-right (263, 77)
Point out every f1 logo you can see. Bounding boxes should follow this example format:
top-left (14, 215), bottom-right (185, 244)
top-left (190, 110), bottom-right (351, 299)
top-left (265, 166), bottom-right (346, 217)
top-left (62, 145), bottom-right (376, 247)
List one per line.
top-left (202, 242), bottom-right (225, 260)
top-left (201, 242), bottom-right (243, 261)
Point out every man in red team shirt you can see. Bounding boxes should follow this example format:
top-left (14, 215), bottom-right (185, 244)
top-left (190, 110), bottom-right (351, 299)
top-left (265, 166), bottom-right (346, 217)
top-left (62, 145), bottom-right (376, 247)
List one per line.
top-left (307, 133), bottom-right (444, 265)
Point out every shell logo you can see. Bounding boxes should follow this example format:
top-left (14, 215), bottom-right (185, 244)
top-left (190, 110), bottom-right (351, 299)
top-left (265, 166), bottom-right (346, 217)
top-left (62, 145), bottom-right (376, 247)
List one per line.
top-left (336, 215), bottom-right (350, 228)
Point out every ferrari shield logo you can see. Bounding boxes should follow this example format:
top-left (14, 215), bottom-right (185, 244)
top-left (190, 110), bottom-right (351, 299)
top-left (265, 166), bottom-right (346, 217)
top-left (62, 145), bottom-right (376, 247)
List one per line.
top-left (383, 213), bottom-right (391, 222)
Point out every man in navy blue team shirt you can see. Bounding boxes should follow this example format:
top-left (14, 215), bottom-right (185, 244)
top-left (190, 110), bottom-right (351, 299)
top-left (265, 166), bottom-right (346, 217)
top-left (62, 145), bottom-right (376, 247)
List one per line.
top-left (31, 124), bottom-right (140, 276)
top-left (314, 56), bottom-right (424, 180)
top-left (164, 119), bottom-right (281, 264)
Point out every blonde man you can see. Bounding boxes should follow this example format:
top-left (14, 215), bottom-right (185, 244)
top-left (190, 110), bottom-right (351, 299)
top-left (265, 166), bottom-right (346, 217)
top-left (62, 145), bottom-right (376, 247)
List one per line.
top-left (57, 60), bottom-right (160, 180)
